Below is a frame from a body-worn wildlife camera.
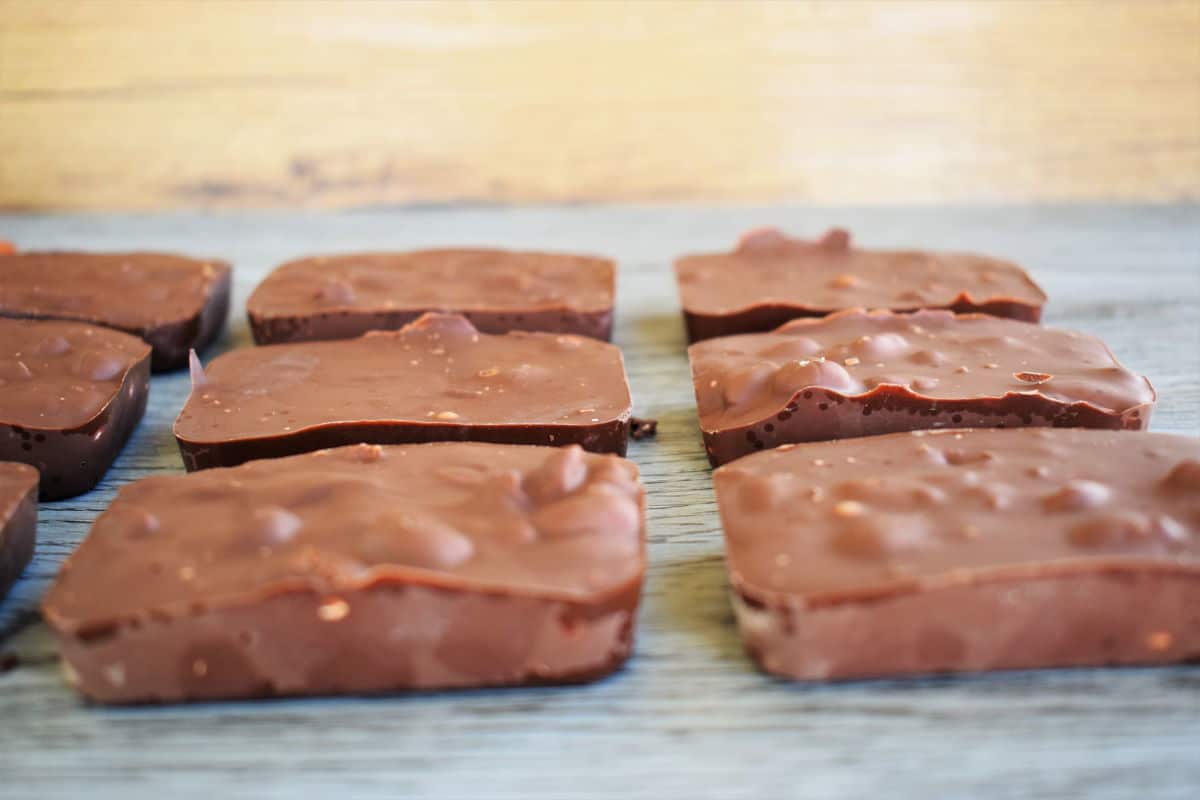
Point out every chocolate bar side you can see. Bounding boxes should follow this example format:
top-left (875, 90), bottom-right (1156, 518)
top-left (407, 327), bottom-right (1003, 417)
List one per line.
top-left (1, 357), bottom-right (151, 499)
top-left (701, 386), bottom-right (1151, 467)
top-left (683, 298), bottom-right (1043, 343)
top-left (178, 417), bottom-right (631, 471)
top-left (143, 265), bottom-right (232, 371)
top-left (52, 576), bottom-right (641, 704)
top-left (250, 306), bottom-right (613, 346)
top-left (732, 569), bottom-right (1200, 681)
top-left (0, 469), bottom-right (37, 602)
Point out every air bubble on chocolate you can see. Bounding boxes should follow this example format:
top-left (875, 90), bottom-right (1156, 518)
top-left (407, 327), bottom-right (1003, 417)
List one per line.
top-left (435, 465), bottom-right (491, 487)
top-left (772, 358), bottom-right (857, 396)
top-left (850, 332), bottom-right (909, 360)
top-left (252, 506), bottom-right (304, 544)
top-left (911, 377), bottom-right (940, 392)
top-left (313, 279), bottom-right (356, 306)
top-left (364, 515), bottom-right (475, 569)
top-left (760, 336), bottom-right (822, 361)
top-left (348, 443), bottom-right (384, 463)
top-left (830, 515), bottom-right (930, 561)
top-left (532, 484), bottom-right (640, 541)
top-left (1042, 479), bottom-right (1111, 512)
top-left (944, 449), bottom-right (996, 466)
top-left (722, 362), bottom-right (776, 409)
top-left (73, 352), bottom-right (125, 382)
top-left (124, 508), bottom-right (161, 539)
top-left (1067, 511), bottom-right (1174, 549)
top-left (523, 445), bottom-right (588, 504)
top-left (909, 349), bottom-right (946, 367)
top-left (737, 473), bottom-right (792, 513)
top-left (36, 335), bottom-right (72, 356)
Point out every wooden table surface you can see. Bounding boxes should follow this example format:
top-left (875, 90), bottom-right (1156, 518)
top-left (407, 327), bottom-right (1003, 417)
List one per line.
top-left (0, 205), bottom-right (1198, 799)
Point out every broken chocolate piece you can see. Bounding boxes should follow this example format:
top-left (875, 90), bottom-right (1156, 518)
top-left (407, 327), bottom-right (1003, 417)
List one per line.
top-left (675, 228), bottom-right (1046, 341)
top-left (0, 462), bottom-right (37, 603)
top-left (43, 442), bottom-right (646, 703)
top-left (1, 318), bottom-right (151, 499)
top-left (629, 417), bottom-right (658, 441)
top-left (689, 308), bottom-right (1154, 466)
top-left (0, 251), bottom-right (231, 371)
top-left (714, 427), bottom-right (1200, 681)
top-left (247, 248), bottom-right (615, 345)
top-left (175, 313), bottom-right (633, 470)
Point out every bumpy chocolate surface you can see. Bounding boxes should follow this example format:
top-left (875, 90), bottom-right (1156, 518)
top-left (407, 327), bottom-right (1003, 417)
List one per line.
top-left (0, 251), bottom-right (231, 371)
top-left (0, 462), bottom-right (38, 603)
top-left (44, 442), bottom-right (646, 703)
top-left (176, 313), bottom-right (633, 470)
top-left (714, 428), bottom-right (1200, 681)
top-left (0, 318), bottom-right (151, 499)
top-left (675, 228), bottom-right (1046, 341)
top-left (689, 309), bottom-right (1154, 465)
top-left (247, 248), bottom-right (615, 344)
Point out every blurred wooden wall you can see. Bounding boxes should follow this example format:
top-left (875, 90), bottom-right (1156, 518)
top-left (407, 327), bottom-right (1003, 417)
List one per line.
top-left (1, 0), bottom-right (1197, 211)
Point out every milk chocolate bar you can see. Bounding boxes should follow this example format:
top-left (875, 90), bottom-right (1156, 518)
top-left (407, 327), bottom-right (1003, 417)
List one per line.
top-left (714, 428), bottom-right (1200, 681)
top-left (1, 319), bottom-right (151, 499)
top-left (689, 309), bottom-right (1153, 466)
top-left (176, 313), bottom-right (633, 470)
top-left (44, 442), bottom-right (646, 703)
top-left (0, 462), bottom-right (38, 603)
top-left (247, 248), bottom-right (615, 345)
top-left (675, 228), bottom-right (1046, 341)
top-left (0, 251), bottom-right (231, 371)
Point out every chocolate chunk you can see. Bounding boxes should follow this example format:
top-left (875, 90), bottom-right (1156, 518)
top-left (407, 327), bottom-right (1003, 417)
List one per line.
top-left (0, 462), bottom-right (38, 603)
top-left (175, 313), bottom-right (633, 470)
top-left (689, 309), bottom-right (1154, 466)
top-left (43, 442), bottom-right (646, 703)
top-left (629, 417), bottom-right (658, 440)
top-left (714, 428), bottom-right (1200, 681)
top-left (247, 248), bottom-right (615, 345)
top-left (675, 228), bottom-right (1046, 341)
top-left (0, 251), bottom-right (232, 371)
top-left (1, 319), bottom-right (151, 499)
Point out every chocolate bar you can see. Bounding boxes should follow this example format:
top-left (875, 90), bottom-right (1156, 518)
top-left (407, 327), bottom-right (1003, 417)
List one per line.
top-left (675, 228), bottom-right (1046, 341)
top-left (247, 248), bottom-right (615, 345)
top-left (0, 251), bottom-right (231, 371)
top-left (0, 462), bottom-right (38, 603)
top-left (176, 313), bottom-right (633, 470)
top-left (1, 318), bottom-right (151, 499)
top-left (43, 442), bottom-right (646, 703)
top-left (714, 427), bottom-right (1200, 681)
top-left (689, 309), bottom-right (1153, 465)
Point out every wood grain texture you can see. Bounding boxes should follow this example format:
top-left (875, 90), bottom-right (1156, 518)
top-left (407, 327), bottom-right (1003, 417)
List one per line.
top-left (0, 204), bottom-right (1198, 799)
top-left (1, 0), bottom-right (1199, 211)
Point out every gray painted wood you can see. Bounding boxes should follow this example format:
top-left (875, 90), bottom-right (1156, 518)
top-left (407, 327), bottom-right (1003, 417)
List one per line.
top-left (0, 205), bottom-right (1197, 800)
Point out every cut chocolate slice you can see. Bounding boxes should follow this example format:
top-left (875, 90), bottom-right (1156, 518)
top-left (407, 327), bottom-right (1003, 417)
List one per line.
top-left (0, 462), bottom-right (38, 603)
top-left (176, 313), bottom-right (633, 470)
top-left (0, 318), bottom-right (151, 499)
top-left (675, 228), bottom-right (1046, 341)
top-left (689, 308), bottom-right (1154, 466)
top-left (43, 442), bottom-right (646, 703)
top-left (247, 248), bottom-right (615, 344)
top-left (0, 251), bottom-right (231, 371)
top-left (714, 428), bottom-right (1200, 681)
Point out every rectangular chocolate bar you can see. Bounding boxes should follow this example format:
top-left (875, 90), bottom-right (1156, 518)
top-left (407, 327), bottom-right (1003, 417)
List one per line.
top-left (0, 462), bottom-right (38, 603)
top-left (176, 313), bottom-right (633, 470)
top-left (247, 248), bottom-right (615, 344)
top-left (0, 251), bottom-right (231, 371)
top-left (689, 308), bottom-right (1154, 466)
top-left (1, 318), bottom-right (151, 499)
top-left (44, 442), bottom-right (646, 703)
top-left (714, 428), bottom-right (1200, 681)
top-left (675, 228), bottom-right (1046, 341)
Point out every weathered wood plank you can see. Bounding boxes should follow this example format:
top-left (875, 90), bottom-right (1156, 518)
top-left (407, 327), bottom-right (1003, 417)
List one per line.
top-left (1, 1), bottom-right (1198, 210)
top-left (0, 205), bottom-right (1197, 799)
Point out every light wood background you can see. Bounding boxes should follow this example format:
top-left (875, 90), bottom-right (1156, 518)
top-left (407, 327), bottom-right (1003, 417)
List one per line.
top-left (1, 0), bottom-right (1198, 211)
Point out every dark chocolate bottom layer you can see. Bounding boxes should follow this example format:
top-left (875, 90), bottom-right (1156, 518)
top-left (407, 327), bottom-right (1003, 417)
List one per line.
top-left (703, 388), bottom-right (1150, 466)
top-left (178, 417), bottom-right (631, 471)
top-left (250, 308), bottom-right (614, 345)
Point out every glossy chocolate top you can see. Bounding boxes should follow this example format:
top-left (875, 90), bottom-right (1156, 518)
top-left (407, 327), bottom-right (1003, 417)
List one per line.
top-left (0, 252), bottom-right (230, 330)
top-left (689, 309), bottom-right (1154, 430)
top-left (675, 228), bottom-right (1045, 316)
top-left (176, 313), bottom-right (631, 443)
top-left (0, 318), bottom-right (151, 429)
top-left (0, 461), bottom-right (39, 511)
top-left (247, 248), bottom-right (614, 318)
top-left (45, 442), bottom-right (644, 630)
top-left (716, 428), bottom-right (1200, 602)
